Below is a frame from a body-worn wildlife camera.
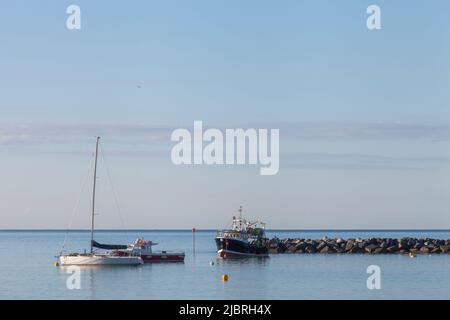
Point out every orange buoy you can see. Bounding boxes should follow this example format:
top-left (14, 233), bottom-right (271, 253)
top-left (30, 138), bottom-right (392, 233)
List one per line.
top-left (221, 274), bottom-right (229, 282)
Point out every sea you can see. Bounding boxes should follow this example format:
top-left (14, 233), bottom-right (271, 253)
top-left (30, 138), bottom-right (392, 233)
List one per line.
top-left (0, 230), bottom-right (449, 300)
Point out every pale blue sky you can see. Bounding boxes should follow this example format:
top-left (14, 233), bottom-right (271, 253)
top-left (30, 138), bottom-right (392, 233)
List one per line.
top-left (0, 1), bottom-right (449, 229)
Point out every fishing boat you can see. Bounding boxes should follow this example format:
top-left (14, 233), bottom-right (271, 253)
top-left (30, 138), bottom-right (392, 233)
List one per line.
top-left (215, 206), bottom-right (269, 258)
top-left (112, 238), bottom-right (185, 263)
top-left (57, 137), bottom-right (143, 266)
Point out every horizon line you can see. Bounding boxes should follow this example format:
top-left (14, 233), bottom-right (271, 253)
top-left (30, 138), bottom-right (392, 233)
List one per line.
top-left (1, 228), bottom-right (449, 232)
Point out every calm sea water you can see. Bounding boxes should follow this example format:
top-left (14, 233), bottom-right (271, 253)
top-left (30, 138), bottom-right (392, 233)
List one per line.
top-left (0, 230), bottom-right (449, 300)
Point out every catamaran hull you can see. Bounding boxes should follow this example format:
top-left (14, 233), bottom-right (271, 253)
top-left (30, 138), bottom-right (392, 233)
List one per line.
top-left (58, 255), bottom-right (143, 266)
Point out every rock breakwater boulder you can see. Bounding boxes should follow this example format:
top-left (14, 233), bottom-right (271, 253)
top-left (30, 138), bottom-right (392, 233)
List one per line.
top-left (268, 237), bottom-right (450, 254)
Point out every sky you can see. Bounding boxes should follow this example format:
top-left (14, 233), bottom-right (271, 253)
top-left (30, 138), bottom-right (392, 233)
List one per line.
top-left (0, 0), bottom-right (449, 229)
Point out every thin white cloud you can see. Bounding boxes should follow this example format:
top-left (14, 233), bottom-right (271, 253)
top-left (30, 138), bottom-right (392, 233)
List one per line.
top-left (0, 123), bottom-right (176, 146)
top-left (282, 152), bottom-right (450, 170)
top-left (246, 122), bottom-right (450, 141)
top-left (0, 122), bottom-right (449, 147)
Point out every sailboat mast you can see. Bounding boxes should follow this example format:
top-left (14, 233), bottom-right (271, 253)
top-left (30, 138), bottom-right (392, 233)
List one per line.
top-left (90, 136), bottom-right (100, 254)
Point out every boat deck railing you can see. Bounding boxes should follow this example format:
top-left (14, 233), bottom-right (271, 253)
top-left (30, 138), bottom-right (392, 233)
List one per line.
top-left (217, 230), bottom-right (249, 240)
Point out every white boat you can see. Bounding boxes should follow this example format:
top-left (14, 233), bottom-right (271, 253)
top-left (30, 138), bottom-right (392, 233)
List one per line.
top-left (58, 253), bottom-right (143, 266)
top-left (57, 137), bottom-right (143, 266)
top-left (112, 238), bottom-right (185, 263)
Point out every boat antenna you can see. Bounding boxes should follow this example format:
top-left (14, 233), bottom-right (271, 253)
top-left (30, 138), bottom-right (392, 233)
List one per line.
top-left (238, 205), bottom-right (243, 230)
top-left (90, 136), bottom-right (100, 254)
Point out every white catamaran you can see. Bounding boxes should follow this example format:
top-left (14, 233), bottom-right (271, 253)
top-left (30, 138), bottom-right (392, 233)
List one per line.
top-left (57, 137), bottom-right (143, 266)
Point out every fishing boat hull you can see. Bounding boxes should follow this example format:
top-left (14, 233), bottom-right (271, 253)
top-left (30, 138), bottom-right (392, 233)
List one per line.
top-left (113, 248), bottom-right (185, 263)
top-left (141, 252), bottom-right (185, 263)
top-left (58, 254), bottom-right (143, 266)
top-left (215, 237), bottom-right (269, 258)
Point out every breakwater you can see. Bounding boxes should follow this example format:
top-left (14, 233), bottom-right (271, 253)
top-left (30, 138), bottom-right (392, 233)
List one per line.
top-left (268, 237), bottom-right (450, 254)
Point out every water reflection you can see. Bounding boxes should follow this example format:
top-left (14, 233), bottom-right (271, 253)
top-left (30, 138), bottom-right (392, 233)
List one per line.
top-left (215, 256), bottom-right (270, 267)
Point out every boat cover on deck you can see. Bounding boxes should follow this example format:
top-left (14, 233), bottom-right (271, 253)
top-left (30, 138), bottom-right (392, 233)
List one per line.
top-left (92, 240), bottom-right (127, 250)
